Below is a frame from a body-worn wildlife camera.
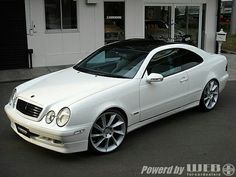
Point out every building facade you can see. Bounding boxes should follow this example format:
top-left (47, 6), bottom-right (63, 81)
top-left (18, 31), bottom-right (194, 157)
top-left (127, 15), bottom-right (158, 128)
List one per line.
top-left (0, 0), bottom-right (218, 69)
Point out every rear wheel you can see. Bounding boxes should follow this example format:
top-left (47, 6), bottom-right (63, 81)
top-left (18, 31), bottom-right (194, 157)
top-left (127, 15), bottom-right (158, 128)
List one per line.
top-left (200, 79), bottom-right (219, 111)
top-left (89, 110), bottom-right (127, 153)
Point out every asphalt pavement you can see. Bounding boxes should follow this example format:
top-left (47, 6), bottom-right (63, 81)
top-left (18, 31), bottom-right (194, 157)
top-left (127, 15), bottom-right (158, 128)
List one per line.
top-left (0, 81), bottom-right (236, 177)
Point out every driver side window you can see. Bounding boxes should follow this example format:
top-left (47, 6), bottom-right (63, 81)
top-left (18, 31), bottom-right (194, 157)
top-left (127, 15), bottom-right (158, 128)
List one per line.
top-left (146, 48), bottom-right (203, 77)
top-left (147, 49), bottom-right (182, 77)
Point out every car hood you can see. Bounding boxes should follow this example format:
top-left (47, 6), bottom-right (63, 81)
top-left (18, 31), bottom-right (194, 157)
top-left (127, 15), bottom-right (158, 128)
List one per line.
top-left (17, 68), bottom-right (128, 107)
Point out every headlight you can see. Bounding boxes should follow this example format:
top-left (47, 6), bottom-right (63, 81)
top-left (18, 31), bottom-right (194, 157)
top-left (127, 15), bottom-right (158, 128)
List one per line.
top-left (9, 88), bottom-right (17, 107)
top-left (56, 107), bottom-right (71, 127)
top-left (45, 111), bottom-right (55, 124)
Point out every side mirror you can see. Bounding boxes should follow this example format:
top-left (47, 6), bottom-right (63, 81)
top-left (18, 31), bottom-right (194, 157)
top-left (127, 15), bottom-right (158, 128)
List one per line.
top-left (146, 73), bottom-right (164, 83)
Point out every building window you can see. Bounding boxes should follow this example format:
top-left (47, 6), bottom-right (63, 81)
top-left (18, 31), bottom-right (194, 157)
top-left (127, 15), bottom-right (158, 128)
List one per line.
top-left (45, 0), bottom-right (77, 31)
top-left (104, 2), bottom-right (125, 44)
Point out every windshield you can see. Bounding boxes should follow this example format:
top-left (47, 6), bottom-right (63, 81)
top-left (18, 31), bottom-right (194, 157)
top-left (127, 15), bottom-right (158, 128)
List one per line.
top-left (73, 46), bottom-right (148, 78)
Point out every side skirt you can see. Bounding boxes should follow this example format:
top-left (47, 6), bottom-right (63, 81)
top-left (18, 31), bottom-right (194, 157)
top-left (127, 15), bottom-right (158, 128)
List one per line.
top-left (127, 101), bottom-right (200, 133)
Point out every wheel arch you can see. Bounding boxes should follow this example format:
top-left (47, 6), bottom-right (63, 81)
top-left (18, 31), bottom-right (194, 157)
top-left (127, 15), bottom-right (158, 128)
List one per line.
top-left (88, 106), bottom-right (128, 153)
top-left (104, 107), bottom-right (128, 124)
top-left (98, 106), bottom-right (129, 125)
top-left (204, 72), bottom-right (220, 88)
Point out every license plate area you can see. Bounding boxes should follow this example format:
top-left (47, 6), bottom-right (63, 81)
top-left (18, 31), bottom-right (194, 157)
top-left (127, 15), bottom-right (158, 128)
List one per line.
top-left (16, 124), bottom-right (31, 138)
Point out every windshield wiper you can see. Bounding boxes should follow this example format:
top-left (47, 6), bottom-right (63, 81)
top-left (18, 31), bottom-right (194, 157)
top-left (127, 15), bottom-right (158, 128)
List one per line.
top-left (76, 67), bottom-right (129, 79)
top-left (95, 71), bottom-right (129, 79)
top-left (76, 66), bottom-right (94, 74)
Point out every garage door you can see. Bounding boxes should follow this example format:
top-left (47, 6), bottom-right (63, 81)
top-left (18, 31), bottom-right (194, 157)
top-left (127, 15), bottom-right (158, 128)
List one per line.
top-left (0, 0), bottom-right (28, 70)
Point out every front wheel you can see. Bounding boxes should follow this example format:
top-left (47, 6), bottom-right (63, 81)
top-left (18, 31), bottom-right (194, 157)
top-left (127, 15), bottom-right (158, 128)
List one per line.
top-left (89, 110), bottom-right (127, 153)
top-left (200, 79), bottom-right (219, 111)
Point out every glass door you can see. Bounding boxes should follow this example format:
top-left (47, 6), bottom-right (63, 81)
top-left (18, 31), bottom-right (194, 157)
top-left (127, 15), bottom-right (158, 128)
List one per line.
top-left (145, 4), bottom-right (203, 47)
top-left (175, 5), bottom-right (202, 47)
top-left (145, 6), bottom-right (172, 41)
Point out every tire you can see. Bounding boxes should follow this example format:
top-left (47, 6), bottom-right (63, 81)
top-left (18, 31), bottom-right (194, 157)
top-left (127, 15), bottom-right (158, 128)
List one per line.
top-left (89, 109), bottom-right (127, 153)
top-left (200, 79), bottom-right (219, 111)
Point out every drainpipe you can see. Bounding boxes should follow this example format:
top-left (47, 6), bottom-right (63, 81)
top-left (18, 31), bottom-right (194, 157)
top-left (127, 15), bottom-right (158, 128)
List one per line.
top-left (216, 0), bottom-right (221, 53)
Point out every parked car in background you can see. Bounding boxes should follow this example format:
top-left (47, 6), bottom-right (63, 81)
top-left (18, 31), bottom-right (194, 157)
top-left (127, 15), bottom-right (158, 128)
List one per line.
top-left (145, 20), bottom-right (185, 41)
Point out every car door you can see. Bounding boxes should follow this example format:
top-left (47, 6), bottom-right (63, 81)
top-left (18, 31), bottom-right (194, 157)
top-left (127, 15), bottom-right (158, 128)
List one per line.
top-left (139, 48), bottom-right (190, 121)
top-left (180, 49), bottom-right (204, 101)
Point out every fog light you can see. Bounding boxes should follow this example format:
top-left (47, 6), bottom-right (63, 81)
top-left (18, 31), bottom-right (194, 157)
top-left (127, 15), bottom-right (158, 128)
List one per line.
top-left (53, 140), bottom-right (62, 144)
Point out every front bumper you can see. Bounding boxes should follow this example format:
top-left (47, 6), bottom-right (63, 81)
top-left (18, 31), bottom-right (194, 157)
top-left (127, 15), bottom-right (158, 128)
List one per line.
top-left (4, 104), bottom-right (92, 153)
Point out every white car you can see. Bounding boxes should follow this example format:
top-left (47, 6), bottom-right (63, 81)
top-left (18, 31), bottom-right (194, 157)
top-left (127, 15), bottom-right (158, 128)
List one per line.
top-left (5, 39), bottom-right (229, 153)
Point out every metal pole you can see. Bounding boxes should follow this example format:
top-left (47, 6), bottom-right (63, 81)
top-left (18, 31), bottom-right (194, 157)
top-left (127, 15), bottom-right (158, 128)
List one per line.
top-left (216, 0), bottom-right (222, 53)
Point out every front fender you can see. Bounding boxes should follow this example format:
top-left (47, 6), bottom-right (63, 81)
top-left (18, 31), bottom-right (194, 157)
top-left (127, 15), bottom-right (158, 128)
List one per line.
top-left (67, 80), bottom-right (140, 127)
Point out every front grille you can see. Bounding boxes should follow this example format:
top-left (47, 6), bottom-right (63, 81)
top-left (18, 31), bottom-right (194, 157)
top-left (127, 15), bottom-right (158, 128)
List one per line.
top-left (16, 99), bottom-right (42, 118)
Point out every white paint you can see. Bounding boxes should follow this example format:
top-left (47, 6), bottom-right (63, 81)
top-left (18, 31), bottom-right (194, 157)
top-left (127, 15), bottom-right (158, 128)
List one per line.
top-left (5, 44), bottom-right (229, 153)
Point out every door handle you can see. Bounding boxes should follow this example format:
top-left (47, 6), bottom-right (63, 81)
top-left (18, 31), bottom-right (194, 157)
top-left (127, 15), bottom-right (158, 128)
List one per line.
top-left (179, 77), bottom-right (188, 83)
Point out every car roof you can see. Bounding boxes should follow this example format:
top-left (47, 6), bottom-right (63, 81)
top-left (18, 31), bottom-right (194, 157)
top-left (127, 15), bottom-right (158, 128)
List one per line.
top-left (106, 38), bottom-right (171, 53)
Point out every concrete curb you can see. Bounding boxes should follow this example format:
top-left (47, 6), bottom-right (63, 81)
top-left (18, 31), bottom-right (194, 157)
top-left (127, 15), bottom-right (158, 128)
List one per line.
top-left (222, 50), bottom-right (236, 55)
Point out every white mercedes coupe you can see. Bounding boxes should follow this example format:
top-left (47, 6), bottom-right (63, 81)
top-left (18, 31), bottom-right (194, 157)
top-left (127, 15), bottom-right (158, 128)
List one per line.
top-left (5, 39), bottom-right (229, 153)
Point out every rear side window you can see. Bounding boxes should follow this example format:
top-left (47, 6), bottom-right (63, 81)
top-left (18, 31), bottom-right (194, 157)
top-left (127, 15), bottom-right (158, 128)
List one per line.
top-left (147, 48), bottom-right (203, 77)
top-left (179, 49), bottom-right (203, 71)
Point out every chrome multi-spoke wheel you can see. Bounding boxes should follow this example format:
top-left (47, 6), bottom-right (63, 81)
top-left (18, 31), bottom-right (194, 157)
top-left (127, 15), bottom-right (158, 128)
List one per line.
top-left (89, 110), bottom-right (126, 153)
top-left (201, 80), bottom-right (219, 110)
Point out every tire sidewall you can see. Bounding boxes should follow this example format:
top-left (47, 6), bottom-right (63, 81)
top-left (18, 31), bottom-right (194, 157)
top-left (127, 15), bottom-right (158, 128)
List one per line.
top-left (200, 80), bottom-right (219, 111)
top-left (88, 109), bottom-right (127, 154)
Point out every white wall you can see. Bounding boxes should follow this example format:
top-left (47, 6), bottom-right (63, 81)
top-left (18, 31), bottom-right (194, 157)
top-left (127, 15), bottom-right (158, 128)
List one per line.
top-left (26, 0), bottom-right (104, 67)
top-left (204, 0), bottom-right (218, 52)
top-left (25, 0), bottom-right (217, 67)
top-left (125, 0), bottom-right (144, 39)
